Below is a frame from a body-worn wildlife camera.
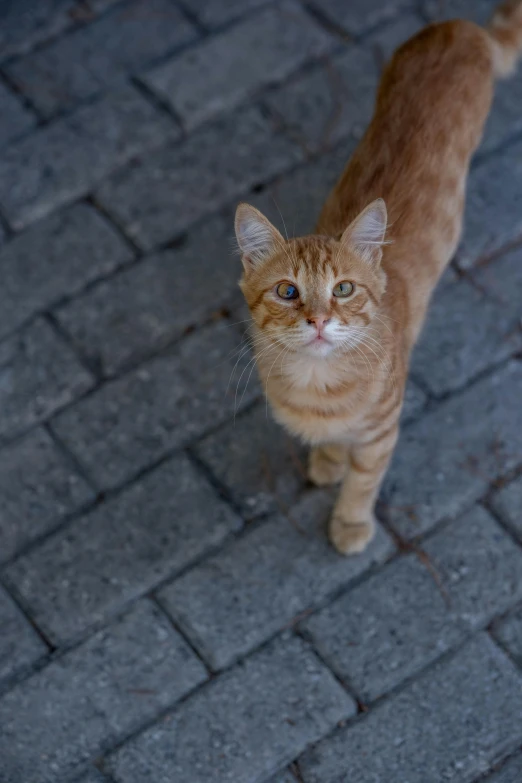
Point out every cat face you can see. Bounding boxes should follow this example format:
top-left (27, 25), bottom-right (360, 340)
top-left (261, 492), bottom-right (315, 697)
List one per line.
top-left (236, 199), bottom-right (388, 358)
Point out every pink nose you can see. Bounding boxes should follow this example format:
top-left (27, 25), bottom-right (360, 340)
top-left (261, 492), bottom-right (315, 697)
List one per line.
top-left (306, 316), bottom-right (330, 332)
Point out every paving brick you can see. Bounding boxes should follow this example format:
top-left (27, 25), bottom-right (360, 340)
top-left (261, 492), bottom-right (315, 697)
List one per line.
top-left (250, 144), bottom-right (354, 236)
top-left (0, 203), bottom-right (133, 340)
top-left (0, 319), bottom-right (93, 443)
top-left (0, 86), bottom-right (178, 230)
top-left (481, 754), bottom-right (522, 783)
top-left (271, 773), bottom-right (297, 783)
top-left (7, 0), bottom-right (197, 117)
top-left (107, 635), bottom-right (355, 783)
top-left (422, 0), bottom-right (497, 26)
top-left (73, 770), bottom-right (108, 783)
top-left (369, 12), bottom-right (425, 68)
top-left (160, 490), bottom-right (394, 669)
top-left (51, 321), bottom-right (258, 490)
top-left (54, 214), bottom-right (240, 376)
top-left (305, 508), bottom-right (522, 703)
top-left (0, 0), bottom-right (75, 60)
top-left (0, 81), bottom-right (35, 146)
top-left (381, 361), bottom-right (522, 538)
top-left (411, 278), bottom-right (521, 396)
top-left (491, 475), bottom-right (522, 541)
top-left (482, 67), bottom-right (522, 155)
top-left (178, 0), bottom-right (269, 28)
top-left (0, 427), bottom-right (94, 564)
top-left (196, 401), bottom-right (308, 518)
top-left (304, 554), bottom-right (465, 702)
top-left (0, 584), bottom-right (47, 686)
top-left (309, 0), bottom-right (410, 36)
top-left (474, 246), bottom-right (522, 332)
top-left (299, 635), bottom-right (522, 783)
top-left (493, 605), bottom-right (522, 669)
top-left (0, 599), bottom-right (206, 783)
top-left (68, 599), bottom-right (207, 734)
top-left (402, 379), bottom-right (427, 421)
top-left (95, 105), bottom-right (303, 250)
top-left (422, 506), bottom-right (522, 628)
top-left (5, 455), bottom-right (241, 644)
top-left (265, 46), bottom-right (378, 153)
top-left (143, 3), bottom-right (333, 130)
top-left (457, 141), bottom-right (522, 268)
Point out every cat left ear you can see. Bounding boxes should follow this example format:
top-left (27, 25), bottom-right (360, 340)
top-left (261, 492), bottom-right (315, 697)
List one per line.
top-left (340, 198), bottom-right (388, 265)
top-left (235, 203), bottom-right (284, 270)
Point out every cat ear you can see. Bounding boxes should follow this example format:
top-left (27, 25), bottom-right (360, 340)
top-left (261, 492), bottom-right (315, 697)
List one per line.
top-left (235, 203), bottom-right (284, 269)
top-left (340, 198), bottom-right (388, 265)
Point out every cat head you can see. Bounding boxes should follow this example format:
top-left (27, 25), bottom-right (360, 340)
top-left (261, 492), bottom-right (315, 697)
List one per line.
top-left (235, 198), bottom-right (388, 358)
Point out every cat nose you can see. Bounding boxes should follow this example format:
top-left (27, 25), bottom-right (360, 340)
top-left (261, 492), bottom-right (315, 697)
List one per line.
top-left (306, 316), bottom-right (331, 331)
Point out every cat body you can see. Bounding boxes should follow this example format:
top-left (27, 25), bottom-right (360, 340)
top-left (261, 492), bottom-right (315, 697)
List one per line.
top-left (235, 1), bottom-right (522, 554)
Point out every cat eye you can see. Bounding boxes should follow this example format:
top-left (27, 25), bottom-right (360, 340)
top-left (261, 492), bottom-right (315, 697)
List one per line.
top-left (276, 282), bottom-right (299, 300)
top-left (333, 281), bottom-right (354, 298)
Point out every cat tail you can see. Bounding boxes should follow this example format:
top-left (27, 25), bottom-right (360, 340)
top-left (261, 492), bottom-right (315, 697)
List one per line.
top-left (488, 0), bottom-right (522, 77)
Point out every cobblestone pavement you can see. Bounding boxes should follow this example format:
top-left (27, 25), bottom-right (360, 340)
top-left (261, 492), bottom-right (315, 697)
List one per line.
top-left (0, 1), bottom-right (522, 781)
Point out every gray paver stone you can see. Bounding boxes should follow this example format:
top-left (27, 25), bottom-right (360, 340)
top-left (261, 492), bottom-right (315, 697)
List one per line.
top-left (299, 634), bottom-right (522, 783)
top-left (0, 0), bottom-right (75, 60)
top-left (310, 0), bottom-right (410, 36)
top-left (0, 86), bottom-right (179, 230)
top-left (73, 772), bottom-right (107, 783)
top-left (422, 507), bottom-right (522, 628)
top-left (457, 140), bottom-right (522, 267)
top-left (0, 584), bottom-right (47, 686)
top-left (5, 455), bottom-right (241, 644)
top-left (304, 553), bottom-right (465, 702)
top-left (381, 361), bottom-right (522, 538)
top-left (51, 321), bottom-right (259, 491)
top-left (0, 203), bottom-right (133, 340)
top-left (265, 46), bottom-right (378, 153)
top-left (474, 246), bottom-right (522, 340)
top-left (270, 773), bottom-right (297, 783)
top-left (369, 12), bottom-right (425, 68)
top-left (73, 770), bottom-right (108, 783)
top-left (491, 474), bottom-right (522, 540)
top-left (249, 144), bottom-right (356, 236)
top-left (0, 81), bottom-right (35, 146)
top-left (401, 379), bottom-right (427, 421)
top-left (481, 754), bottom-right (522, 783)
top-left (493, 605), bottom-right (522, 669)
top-left (0, 599), bottom-right (206, 783)
top-left (0, 318), bottom-right (93, 442)
top-left (196, 401), bottom-right (308, 518)
top-left (107, 635), bottom-right (355, 783)
top-left (160, 490), bottom-right (394, 669)
top-left (422, 0), bottom-right (498, 26)
top-left (411, 278), bottom-right (521, 396)
top-left (143, 2), bottom-right (333, 130)
top-left (54, 213), bottom-right (241, 376)
top-left (7, 0), bottom-right (197, 117)
top-left (95, 105), bottom-right (303, 250)
top-left (0, 427), bottom-right (94, 564)
top-left (178, 0), bottom-right (269, 27)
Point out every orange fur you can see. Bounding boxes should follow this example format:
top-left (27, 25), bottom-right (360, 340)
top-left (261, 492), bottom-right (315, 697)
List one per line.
top-left (235, 2), bottom-right (522, 554)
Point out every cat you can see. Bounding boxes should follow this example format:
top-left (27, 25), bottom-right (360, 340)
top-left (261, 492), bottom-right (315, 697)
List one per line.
top-left (235, 0), bottom-right (522, 555)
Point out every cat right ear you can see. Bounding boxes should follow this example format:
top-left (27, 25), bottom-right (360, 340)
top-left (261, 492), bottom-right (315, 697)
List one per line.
top-left (235, 203), bottom-right (284, 270)
top-left (340, 198), bottom-right (388, 266)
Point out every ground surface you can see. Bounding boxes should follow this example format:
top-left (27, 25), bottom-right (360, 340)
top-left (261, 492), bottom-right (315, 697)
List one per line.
top-left (0, 0), bottom-right (522, 781)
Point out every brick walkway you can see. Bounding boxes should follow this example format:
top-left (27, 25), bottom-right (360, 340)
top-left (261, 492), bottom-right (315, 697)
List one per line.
top-left (0, 1), bottom-right (521, 781)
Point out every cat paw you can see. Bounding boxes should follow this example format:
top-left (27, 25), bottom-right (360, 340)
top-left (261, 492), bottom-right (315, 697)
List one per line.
top-left (329, 515), bottom-right (375, 555)
top-left (308, 447), bottom-right (346, 487)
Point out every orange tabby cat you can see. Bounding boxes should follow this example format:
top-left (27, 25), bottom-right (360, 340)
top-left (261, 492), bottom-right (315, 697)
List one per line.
top-left (235, 1), bottom-right (522, 555)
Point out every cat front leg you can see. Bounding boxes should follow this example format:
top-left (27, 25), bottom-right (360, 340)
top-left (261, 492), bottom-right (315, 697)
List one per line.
top-left (329, 426), bottom-right (398, 555)
top-left (308, 443), bottom-right (348, 487)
